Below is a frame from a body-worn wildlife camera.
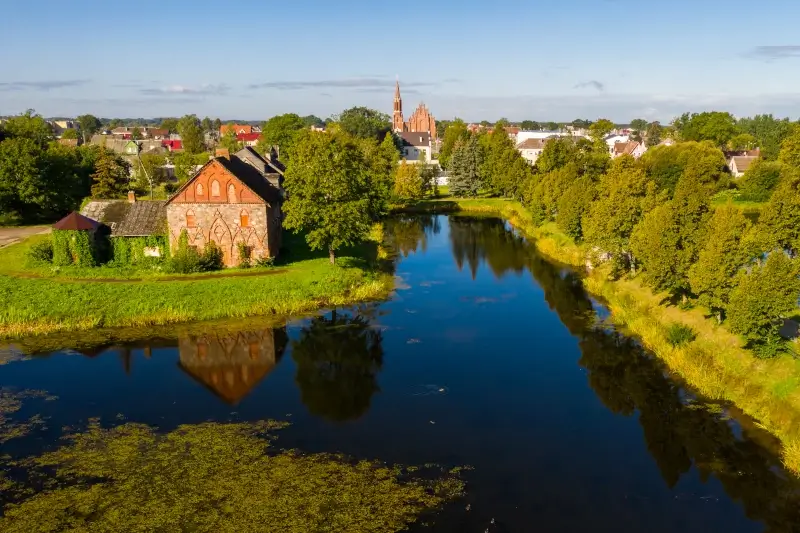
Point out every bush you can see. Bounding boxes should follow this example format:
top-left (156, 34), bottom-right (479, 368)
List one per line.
top-left (167, 248), bottom-right (201, 274)
top-left (255, 256), bottom-right (275, 268)
top-left (665, 323), bottom-right (696, 346)
top-left (27, 239), bottom-right (54, 263)
top-left (198, 241), bottom-right (224, 271)
top-left (237, 242), bottom-right (251, 268)
top-left (738, 160), bottom-right (782, 202)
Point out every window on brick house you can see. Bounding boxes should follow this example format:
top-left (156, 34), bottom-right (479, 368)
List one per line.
top-left (196, 183), bottom-right (203, 195)
top-left (228, 183), bottom-right (236, 203)
top-left (186, 209), bottom-right (196, 228)
top-left (211, 180), bottom-right (220, 197)
top-left (240, 209), bottom-right (250, 228)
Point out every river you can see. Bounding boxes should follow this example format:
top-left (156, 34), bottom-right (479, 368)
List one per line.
top-left (2, 214), bottom-right (799, 532)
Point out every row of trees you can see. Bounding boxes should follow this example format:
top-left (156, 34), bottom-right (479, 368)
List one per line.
top-left (512, 124), bottom-right (800, 357)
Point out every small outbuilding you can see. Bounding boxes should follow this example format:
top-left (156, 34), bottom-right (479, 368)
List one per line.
top-left (52, 211), bottom-right (100, 232)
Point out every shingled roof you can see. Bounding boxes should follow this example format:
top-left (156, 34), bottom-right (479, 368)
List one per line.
top-left (217, 155), bottom-right (282, 204)
top-left (81, 200), bottom-right (167, 236)
top-left (53, 211), bottom-right (100, 231)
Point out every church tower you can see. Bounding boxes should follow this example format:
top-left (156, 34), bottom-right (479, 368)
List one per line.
top-left (392, 79), bottom-right (405, 132)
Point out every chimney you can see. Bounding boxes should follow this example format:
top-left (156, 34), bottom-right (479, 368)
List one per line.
top-left (215, 148), bottom-right (230, 160)
top-left (127, 191), bottom-right (136, 203)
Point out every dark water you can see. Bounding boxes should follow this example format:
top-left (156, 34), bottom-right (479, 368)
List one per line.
top-left (3, 214), bottom-right (800, 532)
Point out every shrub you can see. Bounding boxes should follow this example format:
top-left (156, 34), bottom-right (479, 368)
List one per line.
top-left (738, 160), bottom-right (782, 202)
top-left (237, 242), bottom-right (252, 268)
top-left (71, 231), bottom-right (96, 267)
top-left (198, 241), bottom-right (224, 271)
top-left (27, 239), bottom-right (54, 264)
top-left (51, 230), bottom-right (73, 266)
top-left (255, 256), bottom-right (275, 268)
top-left (665, 323), bottom-right (696, 346)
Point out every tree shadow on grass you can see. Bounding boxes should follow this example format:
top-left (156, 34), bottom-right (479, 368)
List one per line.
top-left (274, 231), bottom-right (387, 272)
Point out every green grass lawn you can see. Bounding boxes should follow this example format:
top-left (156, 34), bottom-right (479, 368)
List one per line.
top-left (0, 232), bottom-right (393, 339)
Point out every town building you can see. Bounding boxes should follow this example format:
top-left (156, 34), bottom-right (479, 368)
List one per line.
top-left (237, 132), bottom-right (260, 147)
top-left (220, 124), bottom-right (253, 136)
top-left (612, 140), bottom-right (647, 159)
top-left (399, 131), bottom-right (432, 163)
top-left (110, 127), bottom-right (169, 139)
top-left (392, 80), bottom-right (437, 139)
top-left (729, 155), bottom-right (757, 178)
top-left (516, 138), bottom-right (548, 165)
top-left (50, 120), bottom-right (78, 137)
top-left (165, 148), bottom-right (283, 266)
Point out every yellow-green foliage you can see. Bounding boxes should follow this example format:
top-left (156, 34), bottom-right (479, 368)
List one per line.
top-left (393, 159), bottom-right (422, 200)
top-left (0, 421), bottom-right (464, 532)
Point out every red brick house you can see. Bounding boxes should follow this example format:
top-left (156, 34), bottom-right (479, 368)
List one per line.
top-left (165, 148), bottom-right (283, 266)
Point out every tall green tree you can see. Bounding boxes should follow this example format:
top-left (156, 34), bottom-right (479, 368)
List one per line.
top-left (688, 206), bottom-right (753, 321)
top-left (640, 141), bottom-right (728, 196)
top-left (160, 117), bottom-right (179, 132)
top-left (728, 133), bottom-right (757, 150)
top-left (738, 160), bottom-right (782, 201)
top-left (482, 122), bottom-right (529, 197)
top-left (644, 122), bottom-right (662, 147)
top-left (219, 129), bottom-right (242, 153)
top-left (257, 113), bottom-right (306, 161)
top-left (76, 114), bottom-right (102, 143)
top-left (2, 110), bottom-right (52, 147)
top-left (738, 114), bottom-right (795, 161)
top-left (536, 137), bottom-right (578, 173)
top-left (778, 125), bottom-right (800, 169)
top-left (520, 120), bottom-right (540, 130)
top-left (438, 118), bottom-right (468, 169)
top-left (753, 167), bottom-right (800, 255)
top-left (177, 115), bottom-right (204, 154)
top-left (213, 118), bottom-right (222, 132)
top-left (393, 160), bottom-right (422, 200)
top-left (201, 117), bottom-right (213, 132)
top-left (336, 107), bottom-right (392, 141)
top-left (630, 172), bottom-right (712, 300)
top-left (673, 111), bottom-right (740, 148)
top-left (60, 128), bottom-right (79, 140)
top-left (131, 127), bottom-right (143, 141)
top-left (90, 149), bottom-right (130, 198)
top-left (582, 156), bottom-right (661, 273)
top-left (282, 131), bottom-right (374, 264)
top-left (448, 135), bottom-right (484, 197)
top-left (727, 252), bottom-right (800, 356)
top-left (358, 132), bottom-right (398, 220)
top-left (133, 153), bottom-right (167, 197)
top-left (588, 118), bottom-right (615, 143)
top-left (557, 176), bottom-right (596, 241)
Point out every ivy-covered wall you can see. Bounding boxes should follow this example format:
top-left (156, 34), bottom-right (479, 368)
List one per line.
top-left (51, 229), bottom-right (96, 267)
top-left (111, 235), bottom-right (169, 265)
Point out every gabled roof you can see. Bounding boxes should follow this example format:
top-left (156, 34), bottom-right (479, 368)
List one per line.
top-left (517, 138), bottom-right (546, 150)
top-left (235, 146), bottom-right (285, 176)
top-left (166, 155), bottom-right (282, 206)
top-left (81, 200), bottom-right (167, 236)
top-left (399, 131), bottom-right (431, 147)
top-left (731, 155), bottom-right (757, 173)
top-left (53, 211), bottom-right (99, 231)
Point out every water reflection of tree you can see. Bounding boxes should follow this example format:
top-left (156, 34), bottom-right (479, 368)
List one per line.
top-left (528, 252), bottom-right (800, 531)
top-left (291, 309), bottom-right (384, 422)
top-left (448, 217), bottom-right (529, 279)
top-left (384, 215), bottom-right (441, 258)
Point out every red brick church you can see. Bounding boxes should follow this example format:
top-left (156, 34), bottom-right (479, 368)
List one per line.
top-left (392, 80), bottom-right (437, 139)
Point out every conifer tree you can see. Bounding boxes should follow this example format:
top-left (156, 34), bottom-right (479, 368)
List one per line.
top-left (448, 135), bottom-right (483, 197)
top-left (90, 149), bottom-right (130, 198)
top-left (688, 206), bottom-right (752, 321)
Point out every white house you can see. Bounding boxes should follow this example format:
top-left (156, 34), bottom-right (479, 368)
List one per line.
top-left (516, 130), bottom-right (582, 145)
top-left (517, 138), bottom-right (547, 165)
top-left (399, 131), bottom-right (432, 163)
top-left (605, 134), bottom-right (629, 155)
top-left (729, 156), bottom-right (757, 178)
top-left (612, 140), bottom-right (647, 159)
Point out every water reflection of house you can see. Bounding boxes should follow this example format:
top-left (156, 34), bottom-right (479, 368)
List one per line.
top-left (177, 329), bottom-right (287, 404)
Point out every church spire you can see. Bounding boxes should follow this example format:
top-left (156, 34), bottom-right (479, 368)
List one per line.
top-left (392, 77), bottom-right (404, 132)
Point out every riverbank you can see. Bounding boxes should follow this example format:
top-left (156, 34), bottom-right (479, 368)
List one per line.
top-left (0, 232), bottom-right (393, 339)
top-left (395, 196), bottom-right (800, 475)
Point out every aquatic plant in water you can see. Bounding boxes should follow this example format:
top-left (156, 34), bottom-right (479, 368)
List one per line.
top-left (0, 420), bottom-right (464, 532)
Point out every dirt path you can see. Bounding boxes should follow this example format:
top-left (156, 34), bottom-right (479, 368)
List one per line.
top-left (0, 226), bottom-right (50, 248)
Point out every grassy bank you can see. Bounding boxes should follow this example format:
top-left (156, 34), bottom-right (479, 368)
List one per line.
top-left (0, 232), bottom-right (393, 339)
top-left (398, 195), bottom-right (800, 474)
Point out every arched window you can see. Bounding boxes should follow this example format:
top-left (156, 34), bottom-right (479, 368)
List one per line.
top-left (240, 209), bottom-right (250, 228)
top-left (195, 183), bottom-right (203, 195)
top-left (211, 180), bottom-right (220, 197)
top-left (227, 183), bottom-right (236, 203)
top-left (186, 209), bottom-right (196, 228)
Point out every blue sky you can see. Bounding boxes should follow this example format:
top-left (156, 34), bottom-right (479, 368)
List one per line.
top-left (1, 0), bottom-right (799, 122)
